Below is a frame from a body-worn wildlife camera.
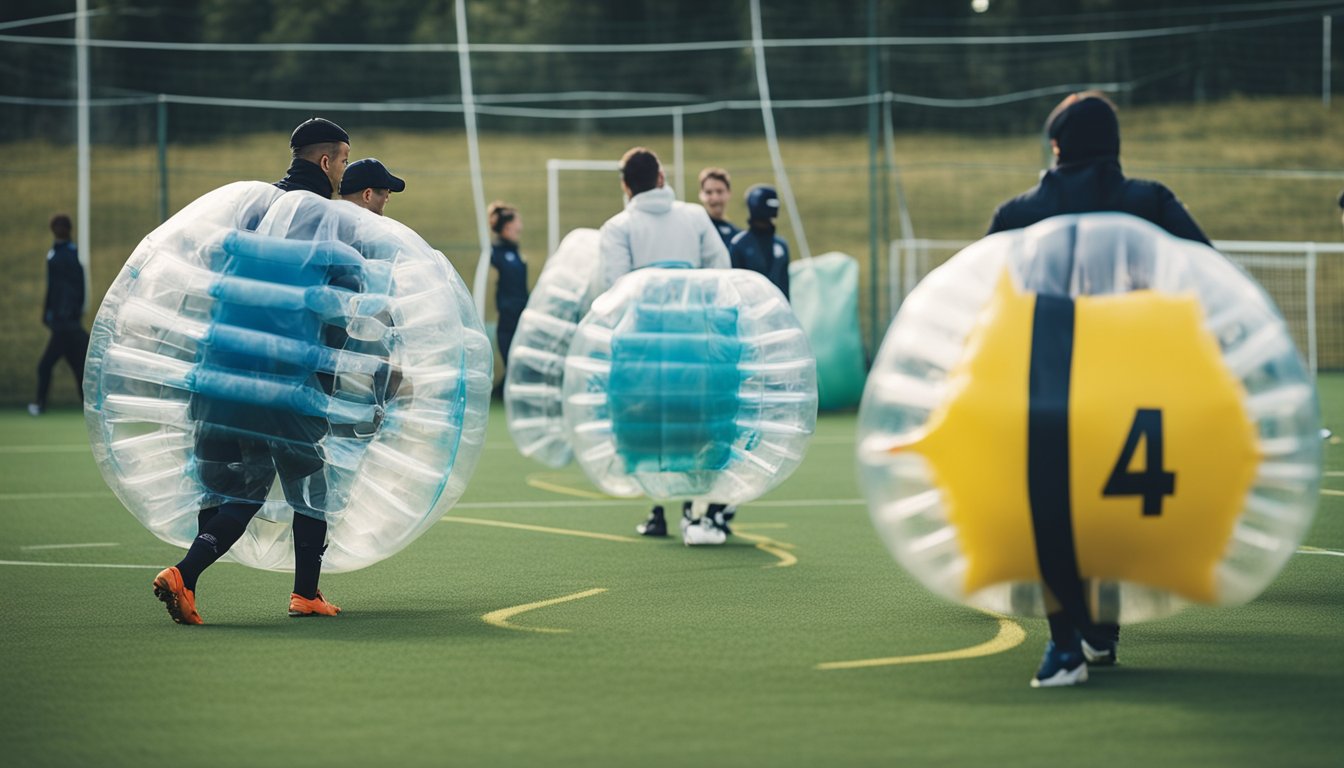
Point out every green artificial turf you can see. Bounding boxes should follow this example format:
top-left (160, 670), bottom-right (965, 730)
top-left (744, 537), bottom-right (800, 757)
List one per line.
top-left (1, 383), bottom-right (1341, 767)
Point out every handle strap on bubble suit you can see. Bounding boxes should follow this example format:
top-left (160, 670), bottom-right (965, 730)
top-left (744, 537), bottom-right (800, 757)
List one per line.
top-left (1026, 293), bottom-right (1097, 634)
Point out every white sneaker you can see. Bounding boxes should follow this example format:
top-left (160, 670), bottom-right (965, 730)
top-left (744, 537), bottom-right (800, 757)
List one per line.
top-left (682, 517), bottom-right (727, 546)
top-left (27, 403), bottom-right (42, 417)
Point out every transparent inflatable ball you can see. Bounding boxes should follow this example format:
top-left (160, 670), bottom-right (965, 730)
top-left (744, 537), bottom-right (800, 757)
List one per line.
top-left (858, 213), bottom-right (1319, 623)
top-left (564, 267), bottom-right (817, 503)
top-left (84, 182), bottom-right (493, 573)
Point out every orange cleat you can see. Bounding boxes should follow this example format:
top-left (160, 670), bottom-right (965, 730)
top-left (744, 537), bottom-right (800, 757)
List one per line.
top-left (288, 590), bottom-right (341, 617)
top-left (152, 567), bottom-right (203, 625)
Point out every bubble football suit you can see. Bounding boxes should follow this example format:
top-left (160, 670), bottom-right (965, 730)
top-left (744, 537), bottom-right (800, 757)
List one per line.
top-left (564, 267), bottom-right (818, 503)
top-left (858, 213), bottom-right (1320, 622)
top-left (503, 228), bottom-right (607, 471)
top-left (85, 182), bottom-right (493, 572)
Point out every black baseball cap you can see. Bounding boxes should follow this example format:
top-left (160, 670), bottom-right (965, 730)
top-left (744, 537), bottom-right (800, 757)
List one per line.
top-left (290, 117), bottom-right (349, 149)
top-left (339, 158), bottom-right (406, 195)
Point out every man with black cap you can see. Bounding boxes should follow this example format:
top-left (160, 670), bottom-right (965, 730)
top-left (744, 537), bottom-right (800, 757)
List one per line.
top-left (987, 92), bottom-right (1209, 690)
top-left (340, 158), bottom-right (405, 216)
top-left (150, 117), bottom-right (354, 627)
top-left (988, 91), bottom-right (1209, 246)
top-left (276, 117), bottom-right (351, 198)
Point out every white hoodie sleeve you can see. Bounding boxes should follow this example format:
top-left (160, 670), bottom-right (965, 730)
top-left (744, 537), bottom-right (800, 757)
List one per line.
top-left (597, 214), bottom-right (634, 296)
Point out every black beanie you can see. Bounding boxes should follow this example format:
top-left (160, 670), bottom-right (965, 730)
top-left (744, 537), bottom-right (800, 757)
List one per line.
top-left (1046, 94), bottom-right (1120, 164)
top-left (290, 117), bottom-right (349, 149)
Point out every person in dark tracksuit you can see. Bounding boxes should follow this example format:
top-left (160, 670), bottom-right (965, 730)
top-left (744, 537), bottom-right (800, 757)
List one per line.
top-left (987, 92), bottom-right (1209, 247)
top-left (698, 167), bottom-right (740, 249)
top-left (987, 92), bottom-right (1210, 688)
top-left (729, 184), bottom-right (791, 300)
top-left (29, 213), bottom-right (89, 416)
top-left (488, 201), bottom-right (528, 372)
top-left (151, 117), bottom-right (354, 625)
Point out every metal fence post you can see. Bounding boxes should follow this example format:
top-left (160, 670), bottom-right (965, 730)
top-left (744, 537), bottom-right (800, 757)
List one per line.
top-left (157, 94), bottom-right (169, 222)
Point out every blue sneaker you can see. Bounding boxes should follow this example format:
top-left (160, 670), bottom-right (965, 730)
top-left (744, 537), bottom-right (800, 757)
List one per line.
top-left (1031, 642), bottom-right (1088, 688)
top-left (1082, 636), bottom-right (1118, 667)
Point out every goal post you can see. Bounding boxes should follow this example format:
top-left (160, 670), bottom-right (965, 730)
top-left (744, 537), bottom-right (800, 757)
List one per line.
top-left (546, 159), bottom-right (622, 257)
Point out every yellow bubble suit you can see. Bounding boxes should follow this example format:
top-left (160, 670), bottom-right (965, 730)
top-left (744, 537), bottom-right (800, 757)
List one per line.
top-left (859, 213), bottom-right (1320, 623)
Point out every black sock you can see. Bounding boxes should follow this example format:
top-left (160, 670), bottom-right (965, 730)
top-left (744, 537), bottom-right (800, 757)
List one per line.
top-left (292, 513), bottom-right (328, 600)
top-left (1046, 611), bottom-right (1082, 652)
top-left (197, 506), bottom-right (219, 532)
top-left (1087, 622), bottom-right (1120, 647)
top-left (175, 502), bottom-right (258, 591)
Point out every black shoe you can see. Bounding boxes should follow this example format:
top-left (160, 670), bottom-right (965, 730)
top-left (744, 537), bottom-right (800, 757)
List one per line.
top-left (707, 503), bottom-right (733, 536)
top-left (636, 506), bottom-right (667, 537)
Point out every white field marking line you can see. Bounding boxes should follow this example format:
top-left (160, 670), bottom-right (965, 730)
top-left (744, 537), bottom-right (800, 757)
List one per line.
top-left (1298, 545), bottom-right (1344, 557)
top-left (0, 491), bottom-right (114, 501)
top-left (1321, 489), bottom-right (1344, 497)
top-left (1324, 471), bottom-right (1344, 477)
top-left (440, 516), bottom-right (642, 543)
top-left (481, 587), bottom-right (608, 634)
top-left (20, 542), bottom-right (119, 551)
top-left (0, 444), bottom-right (91, 453)
top-left (0, 559), bottom-right (158, 570)
top-left (816, 612), bottom-right (1027, 670)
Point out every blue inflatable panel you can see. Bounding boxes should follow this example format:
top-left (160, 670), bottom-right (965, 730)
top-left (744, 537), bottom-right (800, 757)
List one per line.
top-left (564, 267), bottom-right (817, 502)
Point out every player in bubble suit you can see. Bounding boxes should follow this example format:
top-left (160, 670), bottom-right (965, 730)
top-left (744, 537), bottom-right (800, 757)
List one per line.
top-left (152, 117), bottom-right (355, 624)
top-left (988, 92), bottom-right (1214, 687)
top-left (595, 147), bottom-right (736, 545)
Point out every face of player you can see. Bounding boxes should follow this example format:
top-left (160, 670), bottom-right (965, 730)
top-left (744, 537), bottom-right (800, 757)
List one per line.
top-left (501, 215), bottom-right (522, 242)
top-left (321, 142), bottom-right (352, 197)
top-left (364, 188), bottom-right (391, 216)
top-left (699, 178), bottom-right (730, 220)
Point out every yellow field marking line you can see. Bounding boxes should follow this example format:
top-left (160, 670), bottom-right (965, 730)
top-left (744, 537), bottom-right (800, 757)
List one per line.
top-left (440, 515), bottom-right (642, 543)
top-left (524, 472), bottom-right (615, 500)
top-left (733, 530), bottom-right (798, 568)
top-left (1298, 545), bottom-right (1344, 557)
top-left (482, 587), bottom-right (608, 634)
top-left (816, 613), bottom-right (1027, 670)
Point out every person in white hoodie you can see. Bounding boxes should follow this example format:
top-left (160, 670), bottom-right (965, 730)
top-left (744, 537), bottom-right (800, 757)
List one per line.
top-left (597, 147), bottom-right (734, 546)
top-left (597, 147), bottom-right (730, 293)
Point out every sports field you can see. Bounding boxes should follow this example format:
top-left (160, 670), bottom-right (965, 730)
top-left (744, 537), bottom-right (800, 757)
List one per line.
top-left (2, 382), bottom-right (1342, 767)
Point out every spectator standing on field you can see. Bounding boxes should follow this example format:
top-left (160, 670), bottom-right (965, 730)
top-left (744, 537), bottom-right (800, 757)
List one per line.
top-left (29, 213), bottom-right (88, 416)
top-left (698, 167), bottom-right (740, 249)
top-left (729, 184), bottom-right (791, 300)
top-left (488, 201), bottom-right (528, 373)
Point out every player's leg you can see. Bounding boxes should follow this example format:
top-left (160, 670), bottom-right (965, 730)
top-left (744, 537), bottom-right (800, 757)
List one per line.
top-left (1031, 588), bottom-right (1088, 688)
top-left (155, 501), bottom-right (262, 625)
top-left (273, 439), bottom-right (339, 617)
top-left (62, 327), bottom-right (90, 401)
top-left (31, 331), bottom-right (63, 413)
